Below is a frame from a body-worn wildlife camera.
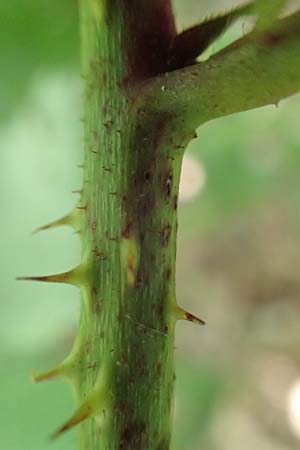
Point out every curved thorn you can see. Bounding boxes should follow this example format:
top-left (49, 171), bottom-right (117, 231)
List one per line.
top-left (16, 265), bottom-right (86, 287)
top-left (32, 210), bottom-right (82, 235)
top-left (33, 214), bottom-right (71, 234)
top-left (176, 306), bottom-right (206, 325)
top-left (51, 400), bottom-right (94, 440)
top-left (50, 368), bottom-right (110, 439)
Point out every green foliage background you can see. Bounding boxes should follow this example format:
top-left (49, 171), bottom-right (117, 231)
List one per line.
top-left (2, 1), bottom-right (300, 449)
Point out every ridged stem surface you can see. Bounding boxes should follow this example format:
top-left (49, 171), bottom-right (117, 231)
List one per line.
top-left (73, 2), bottom-right (188, 449)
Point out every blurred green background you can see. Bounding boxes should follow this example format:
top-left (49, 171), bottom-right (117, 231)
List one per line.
top-left (2, 1), bottom-right (300, 449)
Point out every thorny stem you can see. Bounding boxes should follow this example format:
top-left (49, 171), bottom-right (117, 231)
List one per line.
top-left (24, 1), bottom-right (300, 450)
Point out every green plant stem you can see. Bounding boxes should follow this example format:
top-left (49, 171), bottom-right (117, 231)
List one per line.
top-left (27, 3), bottom-right (300, 450)
top-left (67, 2), bottom-right (194, 450)
top-left (141, 12), bottom-right (300, 130)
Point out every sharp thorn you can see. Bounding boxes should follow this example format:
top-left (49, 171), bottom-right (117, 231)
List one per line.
top-left (32, 367), bottom-right (61, 383)
top-left (176, 306), bottom-right (206, 325)
top-left (50, 368), bottom-right (110, 440)
top-left (51, 400), bottom-right (94, 440)
top-left (32, 210), bottom-right (82, 235)
top-left (16, 265), bottom-right (85, 287)
top-left (33, 213), bottom-right (71, 234)
top-left (184, 311), bottom-right (206, 325)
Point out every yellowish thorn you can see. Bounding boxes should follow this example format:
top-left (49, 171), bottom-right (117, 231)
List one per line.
top-left (33, 210), bottom-right (81, 234)
top-left (51, 400), bottom-right (94, 440)
top-left (175, 306), bottom-right (205, 326)
top-left (32, 367), bottom-right (61, 383)
top-left (51, 368), bottom-right (110, 439)
top-left (16, 264), bottom-right (87, 287)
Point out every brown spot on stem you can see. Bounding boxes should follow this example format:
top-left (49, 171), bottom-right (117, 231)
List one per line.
top-left (260, 31), bottom-right (287, 47)
top-left (135, 269), bottom-right (145, 288)
top-left (144, 170), bottom-right (151, 182)
top-left (161, 224), bottom-right (171, 247)
top-left (127, 256), bottom-right (135, 283)
top-left (89, 217), bottom-right (97, 231)
top-left (119, 421), bottom-right (146, 450)
top-left (92, 301), bottom-right (101, 315)
top-left (163, 169), bottom-right (173, 203)
top-left (166, 268), bottom-right (172, 281)
top-left (103, 120), bottom-right (113, 128)
top-left (122, 221), bottom-right (133, 238)
top-left (173, 194), bottom-right (178, 210)
top-left (87, 362), bottom-right (96, 370)
top-left (93, 248), bottom-right (107, 260)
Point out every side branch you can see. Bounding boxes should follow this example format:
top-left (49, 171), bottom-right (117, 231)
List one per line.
top-left (139, 12), bottom-right (300, 130)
